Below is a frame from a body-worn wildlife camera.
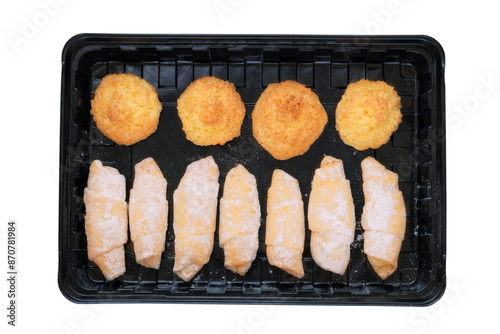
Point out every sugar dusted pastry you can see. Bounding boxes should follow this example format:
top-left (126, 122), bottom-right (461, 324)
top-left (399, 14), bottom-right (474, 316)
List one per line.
top-left (308, 156), bottom-right (355, 275)
top-left (265, 170), bottom-right (305, 278)
top-left (83, 160), bottom-right (128, 281)
top-left (219, 164), bottom-right (261, 276)
top-left (361, 156), bottom-right (406, 279)
top-left (173, 156), bottom-right (219, 281)
top-left (128, 157), bottom-right (168, 269)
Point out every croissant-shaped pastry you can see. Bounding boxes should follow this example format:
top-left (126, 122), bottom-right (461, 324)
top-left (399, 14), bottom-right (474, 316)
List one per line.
top-left (308, 156), bottom-right (355, 275)
top-left (265, 170), bottom-right (305, 278)
top-left (173, 156), bottom-right (219, 281)
top-left (83, 160), bottom-right (128, 281)
top-left (128, 157), bottom-right (168, 269)
top-left (361, 156), bottom-right (406, 279)
top-left (219, 164), bottom-right (261, 276)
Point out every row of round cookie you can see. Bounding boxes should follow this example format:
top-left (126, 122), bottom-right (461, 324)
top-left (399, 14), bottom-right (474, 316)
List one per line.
top-left (90, 74), bottom-right (403, 158)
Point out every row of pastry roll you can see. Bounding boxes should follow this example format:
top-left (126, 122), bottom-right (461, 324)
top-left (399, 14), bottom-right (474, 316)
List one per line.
top-left (83, 158), bottom-right (168, 281)
top-left (83, 156), bottom-right (259, 282)
top-left (267, 155), bottom-right (406, 279)
top-left (309, 156), bottom-right (406, 279)
top-left (174, 157), bottom-right (262, 280)
top-left (83, 154), bottom-right (405, 282)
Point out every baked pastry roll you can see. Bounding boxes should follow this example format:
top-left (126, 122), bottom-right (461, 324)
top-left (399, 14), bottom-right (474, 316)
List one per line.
top-left (177, 76), bottom-right (246, 146)
top-left (265, 170), bottom-right (305, 278)
top-left (219, 164), bottom-right (261, 276)
top-left (361, 156), bottom-right (406, 279)
top-left (83, 160), bottom-right (128, 281)
top-left (308, 156), bottom-right (355, 275)
top-left (173, 156), bottom-right (219, 281)
top-left (128, 157), bottom-right (168, 269)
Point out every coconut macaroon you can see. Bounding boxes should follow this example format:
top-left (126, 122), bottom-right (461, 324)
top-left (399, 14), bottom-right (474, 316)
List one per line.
top-left (335, 79), bottom-right (402, 151)
top-left (252, 80), bottom-right (328, 160)
top-left (90, 73), bottom-right (163, 146)
top-left (177, 76), bottom-right (246, 146)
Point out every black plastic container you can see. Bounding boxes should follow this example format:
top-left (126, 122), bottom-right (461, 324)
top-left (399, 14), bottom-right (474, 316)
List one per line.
top-left (59, 34), bottom-right (446, 305)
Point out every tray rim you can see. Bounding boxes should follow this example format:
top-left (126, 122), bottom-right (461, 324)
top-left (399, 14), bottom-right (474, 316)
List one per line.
top-left (61, 33), bottom-right (445, 69)
top-left (59, 33), bottom-right (446, 306)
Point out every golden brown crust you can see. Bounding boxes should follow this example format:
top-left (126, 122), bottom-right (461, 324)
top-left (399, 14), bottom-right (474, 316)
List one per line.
top-left (335, 79), bottom-right (402, 150)
top-left (177, 76), bottom-right (246, 146)
top-left (90, 73), bottom-right (162, 146)
top-left (252, 80), bottom-right (327, 160)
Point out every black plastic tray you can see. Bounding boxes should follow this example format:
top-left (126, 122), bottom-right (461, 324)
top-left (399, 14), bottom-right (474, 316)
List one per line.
top-left (59, 34), bottom-right (446, 305)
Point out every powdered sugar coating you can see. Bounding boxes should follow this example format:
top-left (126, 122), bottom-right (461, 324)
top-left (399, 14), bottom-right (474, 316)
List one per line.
top-left (361, 156), bottom-right (406, 280)
top-left (173, 156), bottom-right (220, 281)
top-left (128, 157), bottom-right (168, 269)
top-left (83, 160), bottom-right (128, 281)
top-left (219, 164), bottom-right (261, 276)
top-left (265, 169), bottom-right (305, 278)
top-left (308, 156), bottom-right (355, 275)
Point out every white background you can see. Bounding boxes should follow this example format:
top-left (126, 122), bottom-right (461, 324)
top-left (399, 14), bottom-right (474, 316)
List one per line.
top-left (1, 0), bottom-right (498, 333)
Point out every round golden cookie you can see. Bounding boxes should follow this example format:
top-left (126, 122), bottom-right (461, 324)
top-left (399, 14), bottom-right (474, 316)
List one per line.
top-left (335, 79), bottom-right (402, 151)
top-left (252, 80), bottom-right (327, 160)
top-left (177, 76), bottom-right (246, 146)
top-left (90, 73), bottom-right (162, 146)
